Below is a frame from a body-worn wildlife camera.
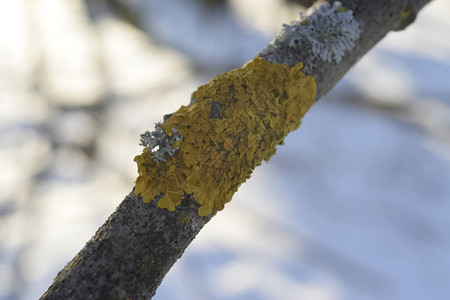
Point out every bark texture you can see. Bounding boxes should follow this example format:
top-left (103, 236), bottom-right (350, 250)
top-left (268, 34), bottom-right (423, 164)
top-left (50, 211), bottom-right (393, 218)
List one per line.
top-left (41, 192), bottom-right (212, 300)
top-left (41, 0), bottom-right (432, 299)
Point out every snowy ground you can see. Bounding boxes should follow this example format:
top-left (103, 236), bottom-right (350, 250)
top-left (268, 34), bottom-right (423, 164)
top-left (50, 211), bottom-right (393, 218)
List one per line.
top-left (0, 0), bottom-right (449, 299)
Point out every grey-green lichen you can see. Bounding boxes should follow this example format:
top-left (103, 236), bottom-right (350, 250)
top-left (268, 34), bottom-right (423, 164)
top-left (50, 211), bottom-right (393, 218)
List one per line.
top-left (284, 1), bottom-right (361, 64)
top-left (140, 122), bottom-right (182, 162)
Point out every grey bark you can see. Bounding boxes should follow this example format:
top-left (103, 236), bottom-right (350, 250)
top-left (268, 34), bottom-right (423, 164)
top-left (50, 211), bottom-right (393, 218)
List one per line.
top-left (41, 192), bottom-right (212, 300)
top-left (40, 0), bottom-right (432, 299)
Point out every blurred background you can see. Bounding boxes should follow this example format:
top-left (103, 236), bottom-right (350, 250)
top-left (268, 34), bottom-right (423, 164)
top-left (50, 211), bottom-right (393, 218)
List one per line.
top-left (1, 0), bottom-right (449, 299)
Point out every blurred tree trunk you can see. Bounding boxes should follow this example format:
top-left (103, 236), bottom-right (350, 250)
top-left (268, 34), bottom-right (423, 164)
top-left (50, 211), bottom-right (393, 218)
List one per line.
top-left (86, 0), bottom-right (142, 28)
top-left (40, 0), bottom-right (432, 299)
top-left (285, 0), bottom-right (315, 8)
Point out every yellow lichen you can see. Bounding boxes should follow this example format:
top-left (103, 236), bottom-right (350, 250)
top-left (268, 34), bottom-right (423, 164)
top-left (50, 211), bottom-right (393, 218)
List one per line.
top-left (178, 215), bottom-right (191, 224)
top-left (135, 56), bottom-right (316, 216)
top-left (336, 6), bottom-right (349, 13)
top-left (400, 9), bottom-right (413, 19)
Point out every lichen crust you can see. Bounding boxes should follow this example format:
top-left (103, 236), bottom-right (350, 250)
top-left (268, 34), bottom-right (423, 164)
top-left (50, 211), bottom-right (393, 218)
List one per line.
top-left (286, 1), bottom-right (361, 64)
top-left (400, 9), bottom-right (413, 19)
top-left (135, 57), bottom-right (316, 216)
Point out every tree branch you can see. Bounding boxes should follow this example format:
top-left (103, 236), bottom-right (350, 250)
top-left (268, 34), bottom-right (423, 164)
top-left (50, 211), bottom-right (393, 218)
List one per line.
top-left (260, 0), bottom-right (430, 99)
top-left (40, 1), bottom-right (432, 299)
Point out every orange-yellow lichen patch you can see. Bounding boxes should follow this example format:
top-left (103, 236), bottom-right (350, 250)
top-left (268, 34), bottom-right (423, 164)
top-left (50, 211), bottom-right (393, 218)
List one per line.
top-left (135, 56), bottom-right (316, 216)
top-left (178, 215), bottom-right (191, 224)
top-left (400, 9), bottom-right (413, 19)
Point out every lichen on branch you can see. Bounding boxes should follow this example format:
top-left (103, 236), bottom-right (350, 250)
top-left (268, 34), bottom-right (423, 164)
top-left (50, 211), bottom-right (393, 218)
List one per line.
top-left (140, 122), bottom-right (182, 162)
top-left (135, 57), bottom-right (316, 216)
top-left (285, 1), bottom-right (361, 66)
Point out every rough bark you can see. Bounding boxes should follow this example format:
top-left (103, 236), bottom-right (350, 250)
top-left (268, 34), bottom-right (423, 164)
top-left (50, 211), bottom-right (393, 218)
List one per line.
top-left (41, 1), bottom-right (432, 299)
top-left (41, 192), bottom-right (211, 300)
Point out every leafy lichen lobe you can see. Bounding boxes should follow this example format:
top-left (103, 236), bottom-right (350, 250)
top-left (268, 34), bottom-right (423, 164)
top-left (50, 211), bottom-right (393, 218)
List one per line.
top-left (135, 57), bottom-right (316, 216)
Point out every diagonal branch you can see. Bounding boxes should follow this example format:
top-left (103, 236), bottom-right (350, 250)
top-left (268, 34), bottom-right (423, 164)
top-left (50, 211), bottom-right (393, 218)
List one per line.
top-left (40, 1), bottom-right (432, 299)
